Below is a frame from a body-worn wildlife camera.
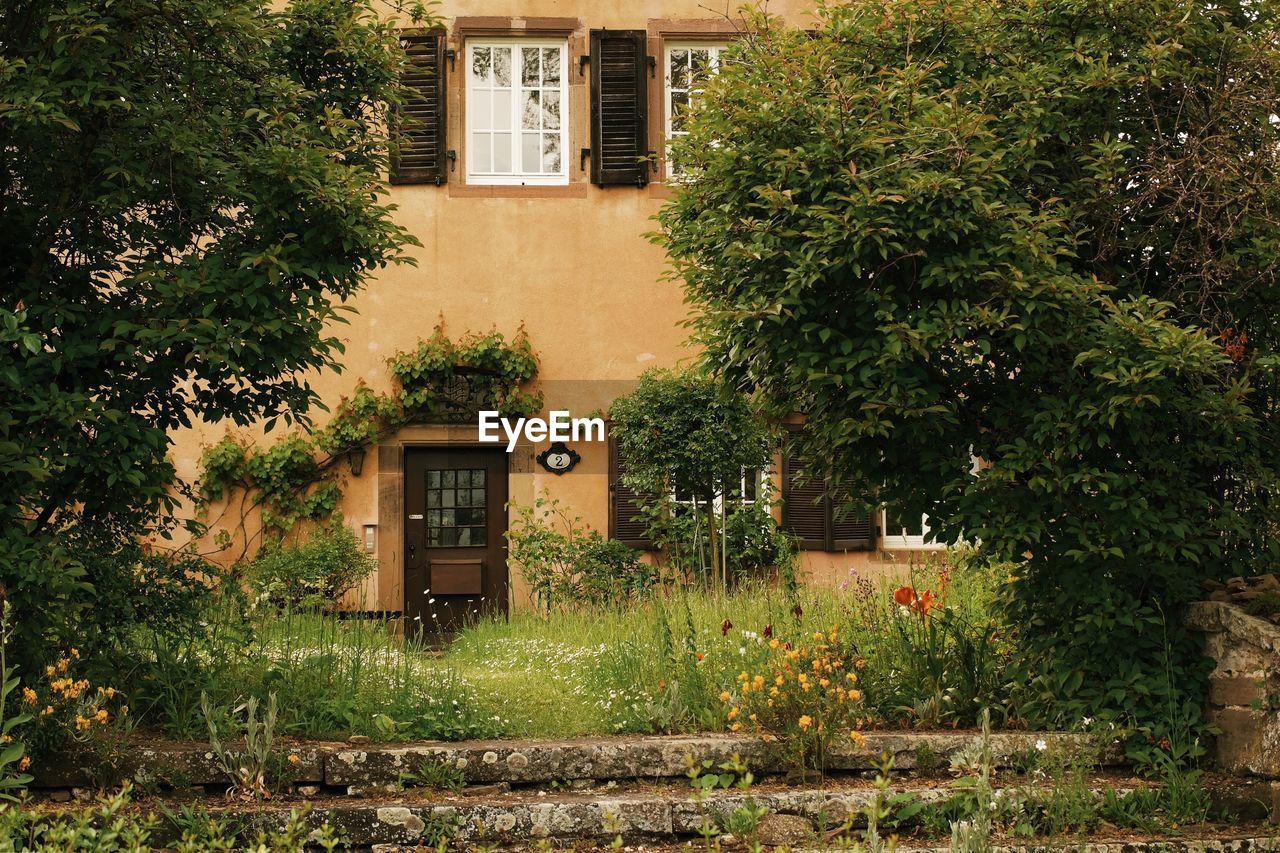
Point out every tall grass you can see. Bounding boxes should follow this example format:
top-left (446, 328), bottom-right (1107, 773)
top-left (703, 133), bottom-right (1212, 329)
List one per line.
top-left (120, 550), bottom-right (1013, 743)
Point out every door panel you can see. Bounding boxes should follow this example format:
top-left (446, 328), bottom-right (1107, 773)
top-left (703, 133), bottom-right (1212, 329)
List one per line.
top-left (404, 448), bottom-right (508, 638)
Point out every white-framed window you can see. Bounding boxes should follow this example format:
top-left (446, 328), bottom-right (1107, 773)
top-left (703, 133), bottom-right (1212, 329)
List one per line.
top-left (664, 42), bottom-right (729, 179)
top-left (466, 39), bottom-right (568, 185)
top-left (882, 509), bottom-right (943, 550)
top-left (674, 466), bottom-right (769, 509)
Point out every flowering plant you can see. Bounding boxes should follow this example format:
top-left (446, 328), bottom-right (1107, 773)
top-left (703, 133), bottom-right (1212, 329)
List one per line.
top-left (23, 648), bottom-right (130, 768)
top-left (720, 625), bottom-right (867, 771)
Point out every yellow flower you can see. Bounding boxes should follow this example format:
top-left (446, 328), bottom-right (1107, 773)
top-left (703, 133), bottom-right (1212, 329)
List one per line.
top-left (119, 705), bottom-right (129, 716)
top-left (56, 658), bottom-right (69, 674)
top-left (819, 678), bottom-right (830, 688)
top-left (288, 754), bottom-right (300, 764)
top-left (798, 715), bottom-right (813, 731)
top-left (44, 666), bottom-right (55, 677)
top-left (719, 691), bottom-right (731, 702)
top-left (769, 639), bottom-right (780, 649)
top-left (729, 722), bottom-right (742, 733)
top-left (103, 687), bottom-right (116, 699)
top-left (850, 731), bottom-right (867, 747)
top-left (70, 648), bottom-right (79, 659)
top-left (738, 671), bottom-right (749, 682)
top-left (752, 675), bottom-right (765, 690)
top-left (727, 708), bottom-right (739, 721)
top-left (848, 689), bottom-right (862, 702)
top-left (94, 709), bottom-right (109, 723)
top-left (769, 687), bottom-right (780, 698)
top-left (749, 713), bottom-right (758, 723)
top-left (20, 688), bottom-right (36, 705)
top-left (847, 672), bottom-right (858, 683)
top-left (855, 658), bottom-right (867, 670)
top-left (41, 706), bottom-right (53, 717)
top-left (17, 756), bottom-right (30, 771)
top-left (797, 673), bottom-right (808, 684)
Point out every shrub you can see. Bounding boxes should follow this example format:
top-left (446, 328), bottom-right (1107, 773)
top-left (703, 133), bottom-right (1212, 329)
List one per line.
top-left (247, 522), bottom-right (376, 610)
top-left (721, 624), bottom-right (867, 772)
top-left (508, 495), bottom-right (658, 609)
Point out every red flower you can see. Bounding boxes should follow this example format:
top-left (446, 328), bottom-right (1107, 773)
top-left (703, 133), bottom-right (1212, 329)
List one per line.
top-left (762, 623), bottom-right (773, 639)
top-left (893, 586), bottom-right (916, 608)
top-left (721, 619), bottom-right (733, 636)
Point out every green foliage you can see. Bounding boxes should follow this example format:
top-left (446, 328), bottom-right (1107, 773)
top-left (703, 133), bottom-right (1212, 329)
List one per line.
top-left (202, 692), bottom-right (279, 800)
top-left (247, 522), bottom-right (376, 610)
top-left (0, 605), bottom-right (32, 799)
top-left (199, 326), bottom-right (541, 548)
top-left (508, 495), bottom-right (659, 609)
top-left (610, 368), bottom-right (774, 587)
top-left (1, 0), bottom-right (428, 687)
top-left (657, 0), bottom-right (1280, 738)
top-left (389, 326), bottom-right (542, 420)
top-left (398, 754), bottom-right (466, 793)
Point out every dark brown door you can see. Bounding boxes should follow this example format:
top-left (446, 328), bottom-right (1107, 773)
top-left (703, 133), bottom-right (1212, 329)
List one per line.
top-left (404, 447), bottom-right (508, 637)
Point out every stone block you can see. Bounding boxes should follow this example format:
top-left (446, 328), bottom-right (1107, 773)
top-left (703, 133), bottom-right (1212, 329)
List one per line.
top-left (1211, 675), bottom-right (1266, 708)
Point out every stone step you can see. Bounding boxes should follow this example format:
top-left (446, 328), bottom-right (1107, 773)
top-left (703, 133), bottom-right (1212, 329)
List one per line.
top-left (31, 730), bottom-right (1120, 790)
top-left (132, 775), bottom-right (1149, 848)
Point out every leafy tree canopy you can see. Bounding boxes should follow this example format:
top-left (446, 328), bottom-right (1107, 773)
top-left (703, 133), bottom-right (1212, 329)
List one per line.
top-left (0, 0), bottom-right (423, 657)
top-left (658, 0), bottom-right (1280, 733)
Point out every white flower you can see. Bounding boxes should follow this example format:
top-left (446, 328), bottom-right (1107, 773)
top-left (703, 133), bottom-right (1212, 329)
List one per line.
top-left (1081, 717), bottom-right (1093, 727)
top-left (1035, 739), bottom-right (1047, 752)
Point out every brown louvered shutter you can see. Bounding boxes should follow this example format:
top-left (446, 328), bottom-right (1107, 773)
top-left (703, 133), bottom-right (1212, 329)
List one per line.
top-left (829, 485), bottom-right (875, 550)
top-left (589, 29), bottom-right (649, 187)
top-left (782, 452), bottom-right (875, 551)
top-left (392, 30), bottom-right (447, 185)
top-left (609, 434), bottom-right (652, 549)
top-left (782, 453), bottom-right (828, 550)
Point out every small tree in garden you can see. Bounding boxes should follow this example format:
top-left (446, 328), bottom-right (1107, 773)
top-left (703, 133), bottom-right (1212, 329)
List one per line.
top-left (0, 0), bottom-right (426, 668)
top-left (609, 369), bottom-right (773, 589)
top-left (657, 0), bottom-right (1280, 744)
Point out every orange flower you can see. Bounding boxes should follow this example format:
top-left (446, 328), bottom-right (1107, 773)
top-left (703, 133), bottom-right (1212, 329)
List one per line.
top-left (893, 585), bottom-right (917, 608)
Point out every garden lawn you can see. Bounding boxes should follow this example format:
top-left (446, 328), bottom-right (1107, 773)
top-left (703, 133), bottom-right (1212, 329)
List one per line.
top-left (107, 553), bottom-right (1010, 744)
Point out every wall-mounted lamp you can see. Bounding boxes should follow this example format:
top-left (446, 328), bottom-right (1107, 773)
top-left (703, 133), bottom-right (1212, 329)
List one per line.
top-left (363, 523), bottom-right (377, 554)
top-left (347, 446), bottom-right (366, 476)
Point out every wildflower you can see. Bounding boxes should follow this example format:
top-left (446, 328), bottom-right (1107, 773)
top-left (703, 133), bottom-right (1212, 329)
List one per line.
top-left (721, 619), bottom-right (733, 636)
top-left (769, 639), bottom-right (780, 650)
top-left (94, 709), bottom-right (108, 723)
top-left (20, 688), bottom-right (35, 705)
top-left (17, 756), bottom-right (30, 772)
top-left (729, 722), bottom-right (742, 733)
top-left (855, 658), bottom-right (867, 670)
top-left (719, 691), bottom-right (732, 703)
top-left (762, 624), bottom-right (773, 639)
top-left (1035, 739), bottom-right (1047, 752)
top-left (695, 652), bottom-right (705, 662)
top-left (848, 690), bottom-right (862, 701)
top-left (738, 671), bottom-right (749, 682)
top-left (798, 715), bottom-right (812, 731)
top-left (44, 666), bottom-right (55, 677)
top-left (893, 586), bottom-right (916, 608)
top-left (120, 706), bottom-right (129, 716)
top-left (41, 706), bottom-right (53, 717)
top-left (70, 648), bottom-right (79, 659)
top-left (752, 675), bottom-right (765, 690)
top-left (727, 708), bottom-right (739, 721)
top-left (850, 730), bottom-right (866, 747)
top-left (846, 672), bottom-right (858, 683)
top-left (288, 754), bottom-right (300, 764)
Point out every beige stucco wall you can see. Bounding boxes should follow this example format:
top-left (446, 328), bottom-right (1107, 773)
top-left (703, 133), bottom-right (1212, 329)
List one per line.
top-left (170, 0), bottom-right (926, 614)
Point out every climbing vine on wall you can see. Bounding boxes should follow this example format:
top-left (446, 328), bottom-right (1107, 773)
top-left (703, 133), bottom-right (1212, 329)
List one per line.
top-left (196, 326), bottom-right (541, 556)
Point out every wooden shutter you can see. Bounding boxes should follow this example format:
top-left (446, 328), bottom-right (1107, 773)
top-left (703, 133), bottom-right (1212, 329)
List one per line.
top-left (781, 453), bottom-right (827, 550)
top-left (392, 30), bottom-right (447, 185)
top-left (782, 452), bottom-right (875, 551)
top-left (589, 29), bottom-right (650, 187)
top-left (608, 434), bottom-right (652, 549)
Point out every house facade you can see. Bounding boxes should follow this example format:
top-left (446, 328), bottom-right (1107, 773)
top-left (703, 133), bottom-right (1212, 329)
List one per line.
top-left (171, 0), bottom-right (937, 631)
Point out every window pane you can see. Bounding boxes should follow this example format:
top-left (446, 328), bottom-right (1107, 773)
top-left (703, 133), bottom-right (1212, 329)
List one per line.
top-left (669, 49), bottom-right (688, 89)
top-left (471, 47), bottom-right (491, 83)
top-left (742, 468), bottom-right (760, 502)
top-left (670, 92), bottom-right (689, 132)
top-left (521, 132), bottom-right (540, 172)
top-left (542, 47), bottom-right (560, 84)
top-left (493, 47), bottom-right (512, 86)
top-left (690, 49), bottom-right (711, 84)
top-left (471, 89), bottom-right (492, 129)
top-left (492, 133), bottom-right (512, 172)
top-left (522, 90), bottom-right (540, 130)
top-left (543, 96), bottom-right (560, 130)
top-left (521, 47), bottom-right (540, 85)
top-left (491, 89), bottom-right (512, 130)
top-left (542, 134), bottom-right (561, 173)
top-left (470, 132), bottom-right (491, 172)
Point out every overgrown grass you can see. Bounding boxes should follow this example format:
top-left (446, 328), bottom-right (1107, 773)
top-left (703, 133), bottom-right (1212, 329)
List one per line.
top-left (116, 551), bottom-right (1011, 743)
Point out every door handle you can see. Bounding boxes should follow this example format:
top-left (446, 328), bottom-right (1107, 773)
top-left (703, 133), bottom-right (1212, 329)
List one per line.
top-left (408, 542), bottom-right (417, 564)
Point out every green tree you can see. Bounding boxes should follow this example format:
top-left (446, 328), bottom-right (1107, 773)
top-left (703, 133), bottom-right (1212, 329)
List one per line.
top-left (609, 368), bottom-right (772, 588)
top-left (657, 0), bottom-right (1280, 738)
top-left (0, 0), bottom-right (424, 662)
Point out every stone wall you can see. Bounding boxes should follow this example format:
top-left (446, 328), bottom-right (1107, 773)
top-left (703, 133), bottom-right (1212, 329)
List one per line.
top-left (1187, 600), bottom-right (1280, 778)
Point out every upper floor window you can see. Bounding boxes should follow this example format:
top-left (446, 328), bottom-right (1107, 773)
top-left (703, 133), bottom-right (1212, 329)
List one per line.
top-left (466, 39), bottom-right (568, 185)
top-left (664, 42), bottom-right (728, 178)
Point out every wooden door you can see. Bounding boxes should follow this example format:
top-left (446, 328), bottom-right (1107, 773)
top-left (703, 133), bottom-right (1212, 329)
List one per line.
top-left (404, 447), bottom-right (508, 637)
